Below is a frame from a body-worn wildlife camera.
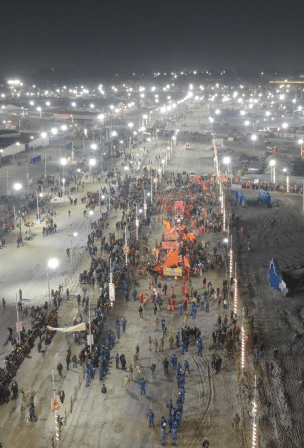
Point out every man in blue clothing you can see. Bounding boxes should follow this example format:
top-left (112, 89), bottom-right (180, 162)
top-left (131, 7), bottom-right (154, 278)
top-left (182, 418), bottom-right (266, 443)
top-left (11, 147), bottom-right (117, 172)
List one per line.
top-left (133, 290), bottom-right (137, 301)
top-left (139, 378), bottom-right (146, 395)
top-left (176, 332), bottom-right (180, 347)
top-left (179, 387), bottom-right (185, 403)
top-left (171, 354), bottom-right (177, 369)
top-left (197, 339), bottom-right (203, 356)
top-left (167, 399), bottom-right (173, 415)
top-left (160, 416), bottom-right (167, 428)
top-left (122, 318), bottom-right (127, 332)
top-left (99, 365), bottom-right (104, 381)
top-left (147, 409), bottom-right (155, 427)
top-left (181, 341), bottom-right (185, 355)
top-left (171, 427), bottom-right (178, 445)
top-left (169, 414), bottom-right (174, 432)
top-left (179, 375), bottom-right (185, 389)
top-left (179, 303), bottom-right (183, 316)
top-left (176, 363), bottom-right (182, 374)
top-left (161, 423), bottom-right (166, 445)
top-left (184, 360), bottom-right (190, 374)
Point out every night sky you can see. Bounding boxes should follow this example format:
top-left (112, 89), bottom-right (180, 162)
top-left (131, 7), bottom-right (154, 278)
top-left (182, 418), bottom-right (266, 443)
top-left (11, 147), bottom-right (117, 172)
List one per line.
top-left (1, 0), bottom-right (304, 75)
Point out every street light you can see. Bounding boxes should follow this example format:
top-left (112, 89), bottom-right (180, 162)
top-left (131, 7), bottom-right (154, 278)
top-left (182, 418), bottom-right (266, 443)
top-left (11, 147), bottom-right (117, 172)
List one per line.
top-left (89, 158), bottom-right (96, 183)
top-left (209, 117), bottom-right (214, 133)
top-left (87, 210), bottom-right (94, 235)
top-left (299, 139), bottom-right (303, 156)
top-left (91, 144), bottom-right (97, 150)
top-left (270, 159), bottom-right (276, 183)
top-left (251, 134), bottom-right (257, 150)
top-left (70, 232), bottom-right (78, 273)
top-left (47, 258), bottom-right (59, 307)
top-left (223, 156), bottom-right (231, 181)
top-left (60, 158), bottom-right (67, 203)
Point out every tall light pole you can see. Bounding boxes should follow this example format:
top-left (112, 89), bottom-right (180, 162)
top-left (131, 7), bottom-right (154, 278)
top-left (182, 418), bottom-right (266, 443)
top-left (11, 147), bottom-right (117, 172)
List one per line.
top-left (70, 232), bottom-right (78, 274)
top-left (87, 210), bottom-right (94, 236)
top-left (14, 183), bottom-right (22, 238)
top-left (299, 139), bottom-right (303, 157)
top-left (60, 158), bottom-right (67, 204)
top-left (128, 122), bottom-right (133, 155)
top-left (269, 159), bottom-right (276, 183)
top-left (47, 258), bottom-right (59, 307)
top-left (36, 191), bottom-right (43, 219)
top-left (223, 156), bottom-right (231, 183)
top-left (209, 117), bottom-right (214, 133)
top-left (89, 158), bottom-right (96, 183)
top-left (251, 134), bottom-right (257, 150)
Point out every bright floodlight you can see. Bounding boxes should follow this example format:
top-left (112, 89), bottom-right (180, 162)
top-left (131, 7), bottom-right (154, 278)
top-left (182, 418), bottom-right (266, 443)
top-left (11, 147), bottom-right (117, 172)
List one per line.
top-left (51, 128), bottom-right (57, 135)
top-left (98, 114), bottom-right (104, 120)
top-left (91, 144), bottom-right (97, 150)
top-left (48, 258), bottom-right (59, 269)
top-left (223, 157), bottom-right (231, 164)
top-left (72, 102), bottom-right (76, 107)
top-left (61, 125), bottom-right (67, 131)
top-left (14, 183), bottom-right (22, 191)
top-left (128, 122), bottom-right (134, 129)
top-left (270, 160), bottom-right (276, 166)
top-left (282, 122), bottom-right (288, 129)
top-left (298, 139), bottom-right (303, 145)
top-left (240, 110), bottom-right (245, 116)
top-left (124, 166), bottom-right (129, 170)
top-left (60, 158), bottom-right (67, 166)
top-left (265, 111), bottom-right (271, 116)
top-left (215, 110), bottom-right (220, 114)
top-left (244, 120), bottom-right (250, 126)
top-left (251, 135), bottom-right (257, 141)
top-left (112, 131), bottom-right (117, 137)
top-left (209, 117), bottom-right (214, 123)
top-left (143, 115), bottom-right (148, 119)
top-left (89, 158), bottom-right (96, 166)
top-left (73, 232), bottom-right (78, 237)
top-left (41, 132), bottom-right (47, 138)
top-left (89, 210), bottom-right (94, 215)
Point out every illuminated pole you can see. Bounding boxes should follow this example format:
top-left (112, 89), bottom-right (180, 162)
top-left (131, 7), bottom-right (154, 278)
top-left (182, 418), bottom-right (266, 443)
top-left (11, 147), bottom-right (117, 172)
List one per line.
top-left (229, 249), bottom-right (234, 278)
top-left (286, 176), bottom-right (290, 193)
top-left (233, 262), bottom-right (238, 315)
top-left (144, 190), bottom-right (147, 219)
top-left (251, 375), bottom-right (258, 448)
top-left (52, 369), bottom-right (60, 448)
top-left (222, 192), bottom-right (226, 231)
top-left (136, 204), bottom-right (139, 241)
top-left (241, 324), bottom-right (245, 371)
top-left (109, 257), bottom-right (115, 307)
top-left (15, 293), bottom-right (20, 345)
top-left (89, 295), bottom-right (92, 352)
top-left (273, 166), bottom-right (276, 184)
top-left (151, 176), bottom-right (153, 203)
top-left (36, 191), bottom-right (40, 219)
top-left (124, 225), bottom-right (128, 267)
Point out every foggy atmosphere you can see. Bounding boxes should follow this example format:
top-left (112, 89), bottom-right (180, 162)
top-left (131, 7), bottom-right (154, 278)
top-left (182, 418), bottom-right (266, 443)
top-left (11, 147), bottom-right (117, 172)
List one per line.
top-left (0, 0), bottom-right (304, 447)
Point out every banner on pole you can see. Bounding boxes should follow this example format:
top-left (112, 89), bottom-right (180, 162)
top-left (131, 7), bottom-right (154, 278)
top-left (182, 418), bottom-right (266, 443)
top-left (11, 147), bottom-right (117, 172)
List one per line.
top-left (16, 322), bottom-right (23, 332)
top-left (87, 334), bottom-right (94, 345)
top-left (51, 396), bottom-right (61, 413)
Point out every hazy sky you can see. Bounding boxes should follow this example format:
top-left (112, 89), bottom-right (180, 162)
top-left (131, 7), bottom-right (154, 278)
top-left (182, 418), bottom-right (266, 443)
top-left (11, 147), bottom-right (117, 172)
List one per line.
top-left (1, 0), bottom-right (303, 75)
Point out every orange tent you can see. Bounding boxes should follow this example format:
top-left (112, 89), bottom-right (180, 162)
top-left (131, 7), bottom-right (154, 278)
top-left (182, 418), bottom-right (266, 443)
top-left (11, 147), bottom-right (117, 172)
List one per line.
top-left (163, 250), bottom-right (179, 268)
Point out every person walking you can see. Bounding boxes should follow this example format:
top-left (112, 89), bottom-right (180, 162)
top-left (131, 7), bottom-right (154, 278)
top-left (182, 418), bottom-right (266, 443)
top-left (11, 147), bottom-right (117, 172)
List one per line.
top-left (147, 409), bottom-right (155, 427)
top-left (202, 438), bottom-right (210, 448)
top-left (150, 363), bottom-right (156, 379)
top-left (161, 423), bottom-right (166, 445)
top-left (234, 413), bottom-right (240, 431)
top-left (163, 358), bottom-right (169, 375)
top-left (128, 363), bottom-right (133, 381)
top-left (116, 353), bottom-right (119, 369)
top-left (101, 383), bottom-right (107, 400)
top-left (149, 336), bottom-right (152, 350)
top-left (139, 306), bottom-right (143, 318)
top-left (122, 318), bottom-right (127, 332)
top-left (139, 378), bottom-right (146, 395)
top-left (133, 352), bottom-right (139, 366)
top-left (72, 354), bottom-right (77, 368)
top-left (155, 317), bottom-right (159, 330)
top-left (57, 362), bottom-right (63, 379)
top-left (66, 354), bottom-right (71, 370)
top-left (154, 338), bottom-right (158, 352)
top-left (136, 364), bottom-right (142, 380)
top-left (124, 375), bottom-right (130, 391)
